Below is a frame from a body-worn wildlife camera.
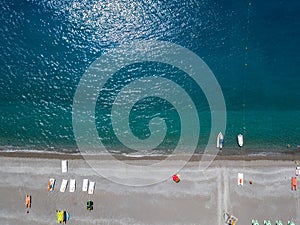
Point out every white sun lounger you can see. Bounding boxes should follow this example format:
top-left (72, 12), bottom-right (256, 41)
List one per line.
top-left (88, 181), bottom-right (95, 195)
top-left (61, 160), bottom-right (68, 173)
top-left (60, 179), bottom-right (68, 192)
top-left (69, 179), bottom-right (76, 192)
top-left (82, 179), bottom-right (89, 192)
top-left (238, 173), bottom-right (244, 186)
top-left (295, 166), bottom-right (300, 176)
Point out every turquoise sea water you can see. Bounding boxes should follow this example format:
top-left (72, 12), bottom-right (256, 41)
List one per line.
top-left (0, 0), bottom-right (299, 154)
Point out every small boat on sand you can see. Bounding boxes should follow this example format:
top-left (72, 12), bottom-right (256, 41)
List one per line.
top-left (217, 132), bottom-right (224, 150)
top-left (237, 134), bottom-right (243, 147)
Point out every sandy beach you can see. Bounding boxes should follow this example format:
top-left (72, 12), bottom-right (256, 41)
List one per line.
top-left (0, 154), bottom-right (299, 225)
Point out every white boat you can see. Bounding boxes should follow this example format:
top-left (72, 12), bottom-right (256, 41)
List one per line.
top-left (216, 132), bottom-right (224, 150)
top-left (69, 179), bottom-right (76, 193)
top-left (237, 134), bottom-right (244, 147)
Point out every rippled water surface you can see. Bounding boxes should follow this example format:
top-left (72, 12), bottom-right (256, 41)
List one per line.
top-left (0, 0), bottom-right (299, 154)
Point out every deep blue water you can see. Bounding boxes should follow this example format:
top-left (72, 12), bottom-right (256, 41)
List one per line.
top-left (0, 0), bottom-right (299, 154)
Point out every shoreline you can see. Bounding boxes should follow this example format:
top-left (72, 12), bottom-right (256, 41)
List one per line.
top-left (1, 150), bottom-right (300, 161)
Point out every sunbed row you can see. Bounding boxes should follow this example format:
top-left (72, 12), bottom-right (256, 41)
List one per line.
top-left (48, 178), bottom-right (95, 194)
top-left (252, 219), bottom-right (296, 225)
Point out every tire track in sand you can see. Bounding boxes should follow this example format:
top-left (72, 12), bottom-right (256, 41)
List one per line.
top-left (217, 167), bottom-right (230, 225)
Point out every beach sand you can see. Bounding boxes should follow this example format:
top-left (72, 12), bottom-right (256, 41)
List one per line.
top-left (0, 154), bottom-right (299, 225)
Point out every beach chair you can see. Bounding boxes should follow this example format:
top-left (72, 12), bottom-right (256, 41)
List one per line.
top-left (238, 173), bottom-right (243, 186)
top-left (291, 177), bottom-right (297, 191)
top-left (224, 212), bottom-right (238, 225)
top-left (264, 220), bottom-right (272, 225)
top-left (60, 179), bottom-right (68, 192)
top-left (275, 220), bottom-right (283, 225)
top-left (287, 221), bottom-right (296, 225)
top-left (48, 178), bottom-right (55, 191)
top-left (57, 210), bottom-right (66, 223)
top-left (88, 181), bottom-right (95, 195)
top-left (61, 160), bottom-right (68, 173)
top-left (69, 179), bottom-right (76, 192)
top-left (25, 195), bottom-right (31, 208)
top-left (252, 219), bottom-right (260, 225)
top-left (295, 166), bottom-right (300, 176)
top-left (65, 212), bottom-right (70, 222)
top-left (82, 179), bottom-right (89, 192)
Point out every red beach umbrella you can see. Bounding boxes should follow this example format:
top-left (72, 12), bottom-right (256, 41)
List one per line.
top-left (172, 174), bottom-right (181, 183)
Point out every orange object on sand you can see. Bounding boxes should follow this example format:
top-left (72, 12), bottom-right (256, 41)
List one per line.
top-left (292, 177), bottom-right (297, 191)
top-left (25, 195), bottom-right (31, 208)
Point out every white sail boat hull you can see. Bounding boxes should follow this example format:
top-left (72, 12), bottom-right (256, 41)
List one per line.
top-left (217, 132), bottom-right (224, 150)
top-left (237, 134), bottom-right (243, 147)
